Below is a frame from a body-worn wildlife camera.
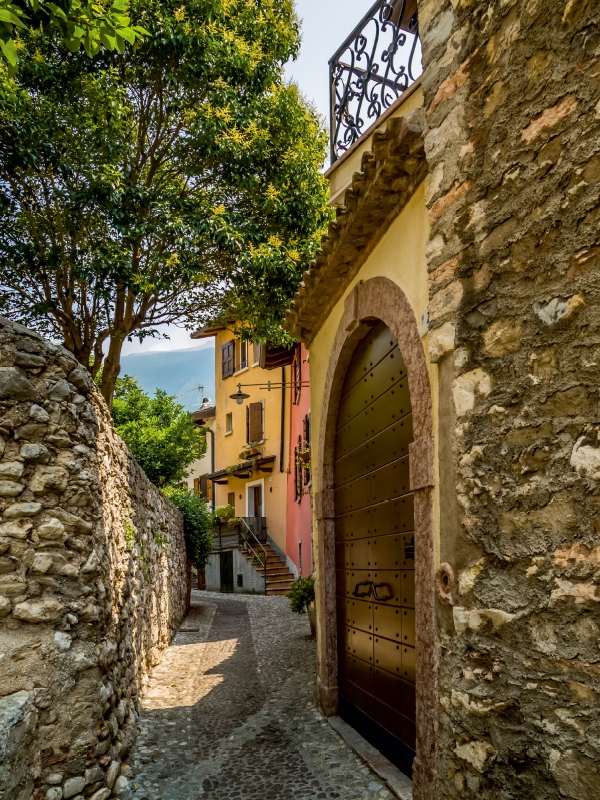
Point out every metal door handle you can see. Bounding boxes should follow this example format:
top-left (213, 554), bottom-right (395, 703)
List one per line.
top-left (353, 581), bottom-right (373, 598)
top-left (372, 583), bottom-right (394, 602)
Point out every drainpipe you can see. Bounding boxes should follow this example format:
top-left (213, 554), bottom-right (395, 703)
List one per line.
top-left (280, 366), bottom-right (285, 473)
top-left (208, 427), bottom-right (216, 510)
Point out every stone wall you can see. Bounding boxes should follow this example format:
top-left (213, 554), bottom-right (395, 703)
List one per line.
top-left (419, 0), bottom-right (600, 798)
top-left (0, 319), bottom-right (189, 800)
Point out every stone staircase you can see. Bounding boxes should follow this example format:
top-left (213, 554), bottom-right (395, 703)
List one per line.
top-left (244, 542), bottom-right (296, 596)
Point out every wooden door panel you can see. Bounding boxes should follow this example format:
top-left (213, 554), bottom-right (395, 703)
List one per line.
top-left (371, 457), bottom-right (411, 504)
top-left (335, 382), bottom-right (411, 456)
top-left (347, 598), bottom-right (373, 633)
top-left (400, 571), bottom-right (416, 608)
top-left (351, 656), bottom-right (375, 696)
top-left (402, 608), bottom-right (416, 647)
top-left (349, 628), bottom-right (374, 663)
top-left (338, 350), bottom-right (408, 428)
top-left (340, 324), bottom-right (398, 399)
top-left (343, 538), bottom-right (372, 569)
top-left (401, 533), bottom-right (416, 566)
top-left (372, 534), bottom-right (402, 569)
top-left (335, 508), bottom-right (371, 541)
top-left (374, 604), bottom-right (403, 640)
top-left (334, 323), bottom-right (416, 766)
top-left (401, 645), bottom-right (416, 684)
top-left (371, 497), bottom-right (414, 536)
top-left (374, 668), bottom-right (403, 709)
top-left (372, 570), bottom-right (402, 605)
top-left (374, 636), bottom-right (402, 675)
top-left (334, 415), bottom-right (414, 487)
top-left (334, 473), bottom-right (371, 514)
top-left (339, 569), bottom-right (373, 599)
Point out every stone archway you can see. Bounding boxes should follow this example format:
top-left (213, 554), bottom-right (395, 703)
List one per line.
top-left (313, 276), bottom-right (437, 800)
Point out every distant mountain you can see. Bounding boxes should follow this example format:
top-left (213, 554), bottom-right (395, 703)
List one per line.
top-left (119, 344), bottom-right (215, 412)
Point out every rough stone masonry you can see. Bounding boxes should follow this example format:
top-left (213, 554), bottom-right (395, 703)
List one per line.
top-left (419, 0), bottom-right (600, 798)
top-left (0, 319), bottom-right (189, 800)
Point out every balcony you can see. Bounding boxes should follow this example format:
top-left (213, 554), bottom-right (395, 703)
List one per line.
top-left (329, 0), bottom-right (422, 164)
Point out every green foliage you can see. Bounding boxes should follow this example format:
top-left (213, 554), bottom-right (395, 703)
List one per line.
top-left (0, 0), bottom-right (147, 74)
top-left (123, 509), bottom-right (136, 551)
top-left (162, 485), bottom-right (214, 568)
top-left (0, 0), bottom-right (332, 404)
top-left (153, 531), bottom-right (168, 551)
top-left (214, 505), bottom-right (235, 520)
top-left (108, 374), bottom-right (206, 487)
top-left (286, 574), bottom-right (315, 615)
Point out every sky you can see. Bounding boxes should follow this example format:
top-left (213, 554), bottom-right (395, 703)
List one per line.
top-left (122, 0), bottom-right (370, 357)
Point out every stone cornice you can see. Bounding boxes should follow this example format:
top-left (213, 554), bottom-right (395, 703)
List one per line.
top-left (283, 109), bottom-right (428, 344)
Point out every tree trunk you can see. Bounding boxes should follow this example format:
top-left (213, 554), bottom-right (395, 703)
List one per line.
top-left (101, 335), bottom-right (124, 409)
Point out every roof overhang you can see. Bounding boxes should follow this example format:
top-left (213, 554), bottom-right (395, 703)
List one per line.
top-left (190, 407), bottom-right (216, 426)
top-left (191, 325), bottom-right (227, 340)
top-left (283, 109), bottom-right (427, 344)
top-left (260, 343), bottom-right (296, 370)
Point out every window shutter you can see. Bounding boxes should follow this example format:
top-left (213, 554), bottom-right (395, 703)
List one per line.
top-left (222, 341), bottom-right (235, 379)
top-left (248, 402), bottom-right (263, 442)
top-left (246, 405), bottom-right (250, 443)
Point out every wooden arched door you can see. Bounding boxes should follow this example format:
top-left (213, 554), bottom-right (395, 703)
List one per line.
top-left (335, 322), bottom-right (416, 776)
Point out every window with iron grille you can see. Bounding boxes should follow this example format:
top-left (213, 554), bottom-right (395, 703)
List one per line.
top-left (293, 344), bottom-right (302, 405)
top-left (246, 401), bottom-right (264, 443)
top-left (303, 413), bottom-right (311, 486)
top-left (221, 340), bottom-right (235, 379)
top-left (294, 436), bottom-right (302, 502)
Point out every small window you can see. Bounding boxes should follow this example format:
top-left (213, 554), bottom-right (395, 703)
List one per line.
top-left (227, 492), bottom-right (236, 510)
top-left (246, 401), bottom-right (264, 443)
top-left (238, 340), bottom-right (248, 371)
top-left (222, 341), bottom-right (235, 379)
top-left (225, 412), bottom-right (233, 434)
top-left (252, 342), bottom-right (260, 365)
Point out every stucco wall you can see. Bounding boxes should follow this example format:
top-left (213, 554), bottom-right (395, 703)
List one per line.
top-left (309, 181), bottom-right (434, 526)
top-left (0, 319), bottom-right (189, 800)
top-left (286, 344), bottom-right (313, 577)
top-left (212, 329), bottom-right (290, 553)
top-left (204, 549), bottom-right (265, 595)
top-left (418, 0), bottom-right (600, 797)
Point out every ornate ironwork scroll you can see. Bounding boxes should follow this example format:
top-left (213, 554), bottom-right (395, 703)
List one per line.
top-left (329, 0), bottom-right (421, 163)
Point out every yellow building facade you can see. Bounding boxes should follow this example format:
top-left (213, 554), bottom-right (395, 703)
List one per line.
top-left (193, 328), bottom-right (291, 556)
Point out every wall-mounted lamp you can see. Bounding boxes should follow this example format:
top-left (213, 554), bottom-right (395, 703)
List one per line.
top-left (230, 383), bottom-right (250, 405)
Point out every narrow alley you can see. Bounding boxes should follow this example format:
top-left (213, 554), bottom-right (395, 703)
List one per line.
top-left (125, 593), bottom-right (399, 800)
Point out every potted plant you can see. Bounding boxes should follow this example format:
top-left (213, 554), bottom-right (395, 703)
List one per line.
top-left (215, 505), bottom-right (236, 524)
top-left (286, 575), bottom-right (316, 637)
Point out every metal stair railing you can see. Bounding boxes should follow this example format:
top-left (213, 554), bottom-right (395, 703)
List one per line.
top-left (239, 517), bottom-right (268, 595)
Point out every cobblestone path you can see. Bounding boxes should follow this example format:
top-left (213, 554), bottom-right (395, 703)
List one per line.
top-left (126, 591), bottom-right (395, 800)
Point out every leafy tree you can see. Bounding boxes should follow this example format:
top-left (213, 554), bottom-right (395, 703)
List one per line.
top-left (0, 0), bottom-right (147, 72)
top-left (110, 374), bottom-right (206, 486)
top-left (162, 484), bottom-right (214, 569)
top-left (0, 0), bottom-right (331, 407)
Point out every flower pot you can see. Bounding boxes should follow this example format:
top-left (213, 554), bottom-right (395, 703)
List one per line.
top-left (307, 600), bottom-right (317, 638)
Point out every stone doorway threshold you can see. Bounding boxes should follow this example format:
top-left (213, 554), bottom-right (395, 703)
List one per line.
top-left (328, 717), bottom-right (413, 800)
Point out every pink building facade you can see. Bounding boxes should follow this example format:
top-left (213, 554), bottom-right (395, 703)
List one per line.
top-left (286, 343), bottom-right (313, 577)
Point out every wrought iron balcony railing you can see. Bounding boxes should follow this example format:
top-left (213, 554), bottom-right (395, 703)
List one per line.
top-left (329, 0), bottom-right (422, 164)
